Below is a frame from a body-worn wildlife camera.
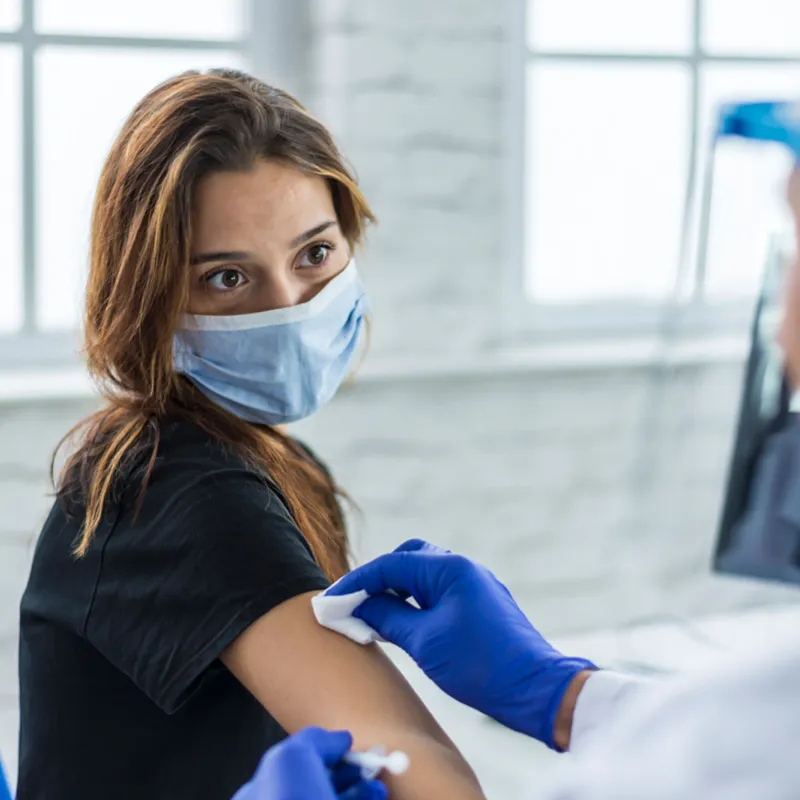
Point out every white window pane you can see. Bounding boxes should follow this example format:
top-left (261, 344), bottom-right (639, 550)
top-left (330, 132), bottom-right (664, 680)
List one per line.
top-left (0, 0), bottom-right (19, 30)
top-left (37, 0), bottom-right (245, 39)
top-left (37, 48), bottom-right (243, 331)
top-left (528, 0), bottom-right (693, 54)
top-left (525, 63), bottom-right (690, 302)
top-left (703, 0), bottom-right (800, 55)
top-left (693, 66), bottom-right (800, 299)
top-left (0, 46), bottom-right (22, 332)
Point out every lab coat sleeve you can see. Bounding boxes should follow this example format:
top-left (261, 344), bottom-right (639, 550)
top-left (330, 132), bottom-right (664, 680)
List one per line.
top-left (545, 644), bottom-right (800, 800)
top-left (569, 670), bottom-right (653, 754)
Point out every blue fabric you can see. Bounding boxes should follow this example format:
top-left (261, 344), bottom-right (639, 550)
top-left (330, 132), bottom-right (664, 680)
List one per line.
top-left (0, 757), bottom-right (12, 800)
top-left (327, 540), bottom-right (597, 750)
top-left (717, 100), bottom-right (800, 160)
top-left (231, 728), bottom-right (386, 800)
top-left (174, 262), bottom-right (368, 425)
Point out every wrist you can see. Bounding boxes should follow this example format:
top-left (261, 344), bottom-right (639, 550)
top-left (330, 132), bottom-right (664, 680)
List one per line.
top-left (553, 669), bottom-right (594, 751)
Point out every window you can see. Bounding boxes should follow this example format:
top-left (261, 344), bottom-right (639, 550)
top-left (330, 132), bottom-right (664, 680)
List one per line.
top-left (526, 62), bottom-right (690, 303)
top-left (523, 0), bottom-right (800, 324)
top-left (0, 1), bottom-right (20, 31)
top-left (0, 44), bottom-right (22, 333)
top-left (0, 0), bottom-right (245, 354)
top-left (36, 47), bottom-right (241, 330)
top-left (36, 0), bottom-right (244, 39)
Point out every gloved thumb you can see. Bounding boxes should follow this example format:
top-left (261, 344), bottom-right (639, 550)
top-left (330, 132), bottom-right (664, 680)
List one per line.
top-left (340, 779), bottom-right (388, 800)
top-left (354, 594), bottom-right (421, 651)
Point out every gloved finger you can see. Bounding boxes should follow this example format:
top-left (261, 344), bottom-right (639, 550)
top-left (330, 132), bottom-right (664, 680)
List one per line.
top-left (331, 761), bottom-right (363, 791)
top-left (391, 542), bottom-right (449, 598)
top-left (325, 552), bottom-right (441, 606)
top-left (339, 779), bottom-right (389, 800)
top-left (354, 594), bottom-right (422, 646)
top-left (290, 728), bottom-right (353, 766)
top-left (393, 539), bottom-right (449, 555)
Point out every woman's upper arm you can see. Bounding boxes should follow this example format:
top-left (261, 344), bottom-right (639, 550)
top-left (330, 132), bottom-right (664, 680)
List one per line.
top-left (222, 591), bottom-right (485, 800)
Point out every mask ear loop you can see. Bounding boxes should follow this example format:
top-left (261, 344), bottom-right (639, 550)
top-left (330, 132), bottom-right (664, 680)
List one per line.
top-left (346, 314), bottom-right (371, 384)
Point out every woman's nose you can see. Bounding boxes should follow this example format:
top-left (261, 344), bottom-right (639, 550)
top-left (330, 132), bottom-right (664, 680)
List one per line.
top-left (262, 276), bottom-right (307, 310)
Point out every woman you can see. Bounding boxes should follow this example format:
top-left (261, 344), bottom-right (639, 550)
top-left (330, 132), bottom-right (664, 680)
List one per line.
top-left (17, 69), bottom-right (484, 800)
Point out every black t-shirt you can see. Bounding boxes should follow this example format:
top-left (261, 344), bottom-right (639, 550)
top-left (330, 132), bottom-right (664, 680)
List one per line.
top-left (17, 421), bottom-right (331, 800)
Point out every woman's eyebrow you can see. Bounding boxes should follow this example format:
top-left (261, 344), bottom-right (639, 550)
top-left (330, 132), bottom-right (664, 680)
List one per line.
top-left (190, 250), bottom-right (251, 266)
top-left (189, 221), bottom-right (338, 265)
top-left (289, 220), bottom-right (337, 249)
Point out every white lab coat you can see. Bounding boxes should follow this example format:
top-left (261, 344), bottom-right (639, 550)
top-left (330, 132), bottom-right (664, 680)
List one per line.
top-left (544, 643), bottom-right (800, 799)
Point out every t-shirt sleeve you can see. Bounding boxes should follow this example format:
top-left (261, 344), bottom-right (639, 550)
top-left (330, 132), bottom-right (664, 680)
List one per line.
top-left (84, 468), bottom-right (331, 713)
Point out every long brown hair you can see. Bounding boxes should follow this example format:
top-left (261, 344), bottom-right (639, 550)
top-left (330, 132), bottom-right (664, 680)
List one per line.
top-left (54, 69), bottom-right (375, 581)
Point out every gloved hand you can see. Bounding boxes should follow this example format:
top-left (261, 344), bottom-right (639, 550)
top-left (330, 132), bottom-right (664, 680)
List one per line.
top-left (232, 728), bottom-right (387, 800)
top-left (0, 757), bottom-right (11, 800)
top-left (327, 540), bottom-right (596, 749)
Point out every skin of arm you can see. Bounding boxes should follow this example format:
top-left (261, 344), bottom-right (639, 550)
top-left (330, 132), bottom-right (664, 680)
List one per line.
top-left (553, 670), bottom-right (595, 751)
top-left (222, 591), bottom-right (486, 800)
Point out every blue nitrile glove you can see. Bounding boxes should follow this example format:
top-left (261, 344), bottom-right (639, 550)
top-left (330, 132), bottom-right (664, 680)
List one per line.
top-left (232, 728), bottom-right (387, 800)
top-left (327, 540), bottom-right (596, 750)
top-left (0, 757), bottom-right (11, 800)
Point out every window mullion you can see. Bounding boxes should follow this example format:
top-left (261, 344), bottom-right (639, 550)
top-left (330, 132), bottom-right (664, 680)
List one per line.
top-left (21, 0), bottom-right (36, 333)
top-left (683, 0), bottom-right (703, 301)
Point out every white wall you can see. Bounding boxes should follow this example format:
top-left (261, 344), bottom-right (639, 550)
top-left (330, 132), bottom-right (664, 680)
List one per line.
top-left (308, 0), bottom-right (509, 361)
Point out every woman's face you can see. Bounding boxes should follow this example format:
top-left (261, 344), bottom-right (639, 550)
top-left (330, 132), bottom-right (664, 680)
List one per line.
top-left (187, 159), bottom-right (350, 316)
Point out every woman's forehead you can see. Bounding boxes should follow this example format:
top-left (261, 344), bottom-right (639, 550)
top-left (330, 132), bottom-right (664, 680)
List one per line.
top-left (192, 161), bottom-right (336, 244)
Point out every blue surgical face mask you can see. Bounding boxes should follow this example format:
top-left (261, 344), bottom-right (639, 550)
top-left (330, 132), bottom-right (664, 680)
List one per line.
top-left (173, 260), bottom-right (368, 425)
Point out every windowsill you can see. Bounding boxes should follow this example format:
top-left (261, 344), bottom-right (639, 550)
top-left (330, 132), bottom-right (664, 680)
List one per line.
top-left (0, 333), bottom-right (751, 405)
top-left (0, 367), bottom-right (96, 404)
top-left (356, 333), bottom-right (750, 383)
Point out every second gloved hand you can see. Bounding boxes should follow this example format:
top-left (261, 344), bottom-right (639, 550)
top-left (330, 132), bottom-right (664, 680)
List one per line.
top-left (232, 728), bottom-right (387, 800)
top-left (326, 541), bottom-right (595, 749)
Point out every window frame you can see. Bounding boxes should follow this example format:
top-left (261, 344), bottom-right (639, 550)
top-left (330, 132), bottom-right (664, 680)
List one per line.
top-left (0, 0), bottom-right (249, 366)
top-left (506, 0), bottom-right (800, 345)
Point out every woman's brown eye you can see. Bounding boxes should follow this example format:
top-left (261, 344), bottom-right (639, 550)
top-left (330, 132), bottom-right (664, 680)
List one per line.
top-left (221, 270), bottom-right (240, 288)
top-left (307, 245), bottom-right (328, 266)
top-left (206, 268), bottom-right (245, 291)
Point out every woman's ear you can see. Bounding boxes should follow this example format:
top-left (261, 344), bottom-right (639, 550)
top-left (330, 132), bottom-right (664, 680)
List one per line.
top-left (777, 257), bottom-right (800, 391)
